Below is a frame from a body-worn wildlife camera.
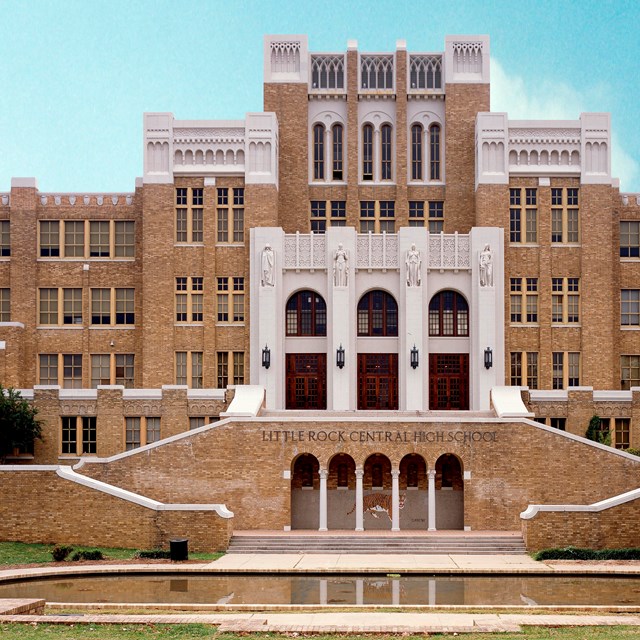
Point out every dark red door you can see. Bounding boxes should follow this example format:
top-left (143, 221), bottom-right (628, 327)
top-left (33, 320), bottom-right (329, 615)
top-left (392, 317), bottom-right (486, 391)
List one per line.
top-left (357, 354), bottom-right (398, 410)
top-left (286, 354), bottom-right (327, 409)
top-left (429, 354), bottom-right (469, 410)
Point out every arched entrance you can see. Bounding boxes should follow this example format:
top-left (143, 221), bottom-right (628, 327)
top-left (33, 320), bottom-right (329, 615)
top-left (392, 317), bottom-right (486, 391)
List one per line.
top-left (434, 453), bottom-right (464, 530)
top-left (290, 453), bottom-right (320, 529)
top-left (399, 453), bottom-right (428, 530)
top-left (362, 454), bottom-right (394, 530)
top-left (327, 453), bottom-right (356, 529)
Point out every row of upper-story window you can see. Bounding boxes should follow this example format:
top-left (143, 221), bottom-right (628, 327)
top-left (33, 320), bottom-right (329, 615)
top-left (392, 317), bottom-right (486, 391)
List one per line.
top-left (509, 277), bottom-right (580, 325)
top-left (285, 289), bottom-right (468, 338)
top-left (310, 53), bottom-right (443, 91)
top-left (59, 414), bottom-right (222, 456)
top-left (38, 350), bottom-right (245, 391)
top-left (310, 200), bottom-right (443, 234)
top-left (311, 122), bottom-right (441, 184)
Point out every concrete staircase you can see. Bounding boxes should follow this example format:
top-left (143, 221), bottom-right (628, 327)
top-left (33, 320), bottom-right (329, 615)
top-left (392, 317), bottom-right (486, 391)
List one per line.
top-left (227, 533), bottom-right (527, 555)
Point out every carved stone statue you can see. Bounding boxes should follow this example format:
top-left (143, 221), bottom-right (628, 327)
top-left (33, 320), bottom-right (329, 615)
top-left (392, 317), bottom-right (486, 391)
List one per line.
top-left (261, 244), bottom-right (275, 287)
top-left (333, 243), bottom-right (349, 287)
top-left (479, 244), bottom-right (493, 287)
top-left (405, 243), bottom-right (422, 287)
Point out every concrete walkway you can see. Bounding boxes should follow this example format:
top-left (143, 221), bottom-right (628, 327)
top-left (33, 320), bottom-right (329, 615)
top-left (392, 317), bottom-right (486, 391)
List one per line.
top-left (0, 611), bottom-right (639, 633)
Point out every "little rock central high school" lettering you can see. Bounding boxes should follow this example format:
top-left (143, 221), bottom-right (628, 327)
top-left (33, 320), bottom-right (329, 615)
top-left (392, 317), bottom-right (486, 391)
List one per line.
top-left (261, 429), bottom-right (497, 444)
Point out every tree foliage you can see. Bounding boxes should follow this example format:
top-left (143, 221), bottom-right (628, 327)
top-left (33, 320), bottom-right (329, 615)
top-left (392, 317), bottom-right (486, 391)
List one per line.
top-left (585, 414), bottom-right (611, 446)
top-left (0, 385), bottom-right (43, 461)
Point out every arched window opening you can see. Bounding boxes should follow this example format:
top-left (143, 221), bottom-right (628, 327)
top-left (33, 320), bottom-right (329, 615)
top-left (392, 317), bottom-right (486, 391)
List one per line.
top-left (286, 290), bottom-right (327, 336)
top-left (313, 124), bottom-right (325, 180)
top-left (407, 462), bottom-right (418, 487)
top-left (337, 463), bottom-right (348, 487)
top-left (357, 290), bottom-right (398, 336)
top-left (381, 124), bottom-right (392, 180)
top-left (332, 124), bottom-right (343, 180)
top-left (301, 462), bottom-right (313, 487)
top-left (430, 124), bottom-right (441, 180)
top-left (372, 463), bottom-right (383, 488)
top-left (429, 290), bottom-right (468, 336)
top-left (411, 124), bottom-right (423, 180)
top-left (362, 124), bottom-right (373, 181)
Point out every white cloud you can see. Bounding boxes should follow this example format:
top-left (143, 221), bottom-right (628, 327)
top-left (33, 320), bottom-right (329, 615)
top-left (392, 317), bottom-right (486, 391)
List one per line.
top-left (490, 58), bottom-right (639, 192)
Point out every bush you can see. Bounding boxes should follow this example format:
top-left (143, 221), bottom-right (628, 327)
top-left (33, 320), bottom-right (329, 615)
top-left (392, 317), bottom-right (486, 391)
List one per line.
top-left (51, 545), bottom-right (73, 562)
top-left (535, 546), bottom-right (640, 561)
top-left (585, 414), bottom-right (611, 445)
top-left (134, 549), bottom-right (172, 559)
top-left (623, 447), bottom-right (640, 457)
top-left (71, 549), bottom-right (104, 561)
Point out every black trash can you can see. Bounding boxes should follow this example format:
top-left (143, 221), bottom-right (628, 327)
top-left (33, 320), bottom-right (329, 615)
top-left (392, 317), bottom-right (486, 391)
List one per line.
top-left (169, 538), bottom-right (188, 561)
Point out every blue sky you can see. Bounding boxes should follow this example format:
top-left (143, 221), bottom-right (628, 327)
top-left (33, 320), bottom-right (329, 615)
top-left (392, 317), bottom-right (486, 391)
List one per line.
top-left (1, 0), bottom-right (638, 192)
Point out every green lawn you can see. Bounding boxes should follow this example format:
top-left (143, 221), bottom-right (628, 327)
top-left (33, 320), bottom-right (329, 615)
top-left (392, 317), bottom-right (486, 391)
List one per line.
top-left (1, 626), bottom-right (640, 639)
top-left (0, 542), bottom-right (222, 566)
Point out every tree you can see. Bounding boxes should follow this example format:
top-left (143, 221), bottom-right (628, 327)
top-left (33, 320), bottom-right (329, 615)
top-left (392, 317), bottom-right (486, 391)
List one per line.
top-left (585, 414), bottom-right (611, 446)
top-left (0, 386), bottom-right (43, 462)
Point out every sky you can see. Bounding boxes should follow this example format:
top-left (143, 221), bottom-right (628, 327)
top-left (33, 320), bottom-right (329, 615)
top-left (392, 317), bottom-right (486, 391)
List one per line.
top-left (1, 0), bottom-right (639, 193)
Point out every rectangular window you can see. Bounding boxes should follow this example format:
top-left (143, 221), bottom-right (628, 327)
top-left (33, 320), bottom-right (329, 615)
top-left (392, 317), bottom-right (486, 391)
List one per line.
top-left (359, 201), bottom-right (395, 233)
top-left (615, 418), bottom-right (631, 449)
top-left (568, 352), bottom-right (580, 386)
top-left (552, 277), bottom-right (580, 324)
top-left (63, 289), bottom-right (82, 325)
top-left (509, 188), bottom-right (537, 244)
top-left (89, 221), bottom-right (110, 257)
top-left (175, 351), bottom-right (203, 388)
top-left (63, 354), bottom-right (82, 389)
top-left (81, 417), bottom-right (97, 454)
top-left (310, 200), bottom-right (326, 233)
top-left (0, 288), bottom-right (9, 322)
top-left (39, 354), bottom-right (58, 385)
top-left (428, 201), bottom-right (444, 233)
top-left (176, 187), bottom-right (204, 243)
top-left (620, 221), bottom-right (640, 258)
top-left (91, 354), bottom-right (111, 387)
top-left (510, 352), bottom-right (522, 386)
top-left (175, 277), bottom-right (203, 323)
top-left (125, 417), bottom-right (141, 451)
top-left (91, 288), bottom-right (110, 325)
top-left (91, 353), bottom-right (134, 388)
top-left (217, 351), bottom-right (229, 388)
top-left (64, 221), bottom-right (85, 257)
top-left (553, 351), bottom-right (580, 389)
top-left (217, 277), bottom-right (244, 323)
top-left (146, 417), bottom-right (161, 444)
top-left (39, 289), bottom-right (58, 325)
top-left (510, 278), bottom-right (538, 323)
top-left (217, 188), bottom-right (228, 241)
top-left (550, 417), bottom-right (566, 431)
top-left (115, 354), bottom-right (135, 387)
top-left (509, 351), bottom-right (538, 389)
top-left (0, 220), bottom-right (9, 256)
top-left (622, 289), bottom-right (640, 326)
top-left (61, 417), bottom-right (78, 455)
top-left (527, 352), bottom-right (538, 389)
top-left (190, 417), bottom-right (206, 430)
top-left (61, 416), bottom-right (98, 455)
top-left (552, 352), bottom-right (564, 390)
top-left (114, 221), bottom-right (135, 257)
top-left (551, 188), bottom-right (579, 243)
top-left (330, 201), bottom-right (346, 227)
top-left (39, 221), bottom-right (60, 257)
top-left (233, 351), bottom-right (245, 385)
top-left (408, 201), bottom-right (424, 227)
top-left (233, 188), bottom-right (244, 242)
top-left (621, 355), bottom-right (640, 390)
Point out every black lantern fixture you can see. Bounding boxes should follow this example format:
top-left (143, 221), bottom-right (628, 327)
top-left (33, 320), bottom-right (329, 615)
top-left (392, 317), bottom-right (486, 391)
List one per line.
top-left (336, 344), bottom-right (345, 369)
top-left (410, 344), bottom-right (419, 369)
top-left (484, 347), bottom-right (493, 370)
top-left (262, 345), bottom-right (271, 369)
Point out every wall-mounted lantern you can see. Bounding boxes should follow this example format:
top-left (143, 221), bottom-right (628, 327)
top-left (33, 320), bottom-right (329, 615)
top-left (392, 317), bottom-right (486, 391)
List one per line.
top-left (262, 345), bottom-right (271, 369)
top-left (336, 344), bottom-right (345, 369)
top-left (410, 345), bottom-right (419, 369)
top-left (484, 347), bottom-right (493, 370)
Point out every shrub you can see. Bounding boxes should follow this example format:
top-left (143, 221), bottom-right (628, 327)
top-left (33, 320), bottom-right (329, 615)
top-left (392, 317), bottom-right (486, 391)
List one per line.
top-left (585, 414), bottom-right (611, 445)
top-left (71, 549), bottom-right (104, 561)
top-left (51, 545), bottom-right (73, 562)
top-left (535, 546), bottom-right (640, 561)
top-left (134, 549), bottom-right (172, 559)
top-left (623, 447), bottom-right (640, 457)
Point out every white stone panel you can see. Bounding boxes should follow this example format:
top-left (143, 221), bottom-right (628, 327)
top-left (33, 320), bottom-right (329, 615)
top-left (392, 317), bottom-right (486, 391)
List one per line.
top-left (264, 35), bottom-right (309, 84)
top-left (444, 36), bottom-right (490, 84)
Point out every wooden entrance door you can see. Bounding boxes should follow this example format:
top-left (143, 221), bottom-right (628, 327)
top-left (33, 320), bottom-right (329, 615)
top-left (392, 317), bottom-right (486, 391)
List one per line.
top-left (286, 354), bottom-right (327, 409)
top-left (429, 354), bottom-right (469, 410)
top-left (357, 354), bottom-right (398, 410)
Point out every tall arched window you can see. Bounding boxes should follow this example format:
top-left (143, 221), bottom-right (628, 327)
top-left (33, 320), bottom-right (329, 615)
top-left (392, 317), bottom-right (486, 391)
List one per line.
top-left (362, 124), bottom-right (373, 181)
top-left (332, 124), bottom-right (343, 180)
top-left (411, 123), bottom-right (423, 180)
top-left (429, 290), bottom-right (468, 336)
top-left (430, 124), bottom-right (441, 181)
top-left (313, 124), bottom-right (325, 180)
top-left (357, 290), bottom-right (398, 336)
top-left (381, 124), bottom-right (392, 180)
top-left (286, 290), bottom-right (327, 336)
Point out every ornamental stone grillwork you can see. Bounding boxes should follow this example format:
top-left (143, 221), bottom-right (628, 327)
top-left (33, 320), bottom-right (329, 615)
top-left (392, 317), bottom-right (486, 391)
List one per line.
top-left (428, 233), bottom-right (470, 270)
top-left (311, 54), bottom-right (345, 90)
top-left (270, 41), bottom-right (301, 74)
top-left (360, 55), bottom-right (394, 90)
top-left (356, 233), bottom-right (398, 270)
top-left (409, 55), bottom-right (442, 90)
top-left (283, 233), bottom-right (326, 270)
top-left (174, 127), bottom-right (244, 143)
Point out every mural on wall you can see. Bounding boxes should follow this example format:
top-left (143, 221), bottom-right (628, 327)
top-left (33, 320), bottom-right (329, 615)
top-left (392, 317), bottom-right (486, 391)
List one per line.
top-left (348, 493), bottom-right (406, 520)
